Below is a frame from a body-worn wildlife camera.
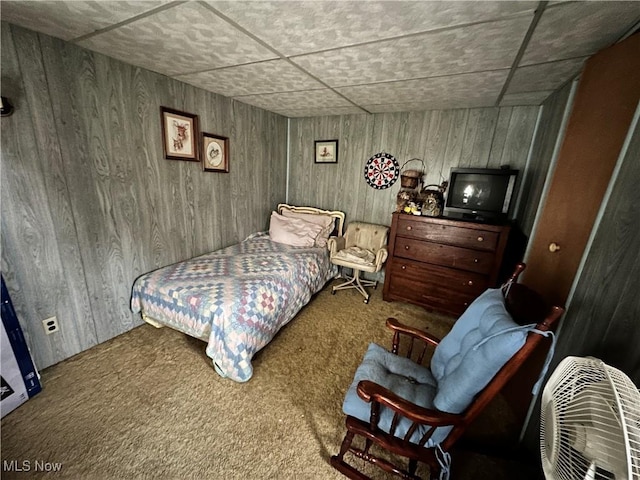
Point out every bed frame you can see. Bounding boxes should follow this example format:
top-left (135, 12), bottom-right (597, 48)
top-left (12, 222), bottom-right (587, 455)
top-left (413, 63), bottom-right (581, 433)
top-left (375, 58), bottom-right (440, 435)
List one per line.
top-left (277, 203), bottom-right (345, 237)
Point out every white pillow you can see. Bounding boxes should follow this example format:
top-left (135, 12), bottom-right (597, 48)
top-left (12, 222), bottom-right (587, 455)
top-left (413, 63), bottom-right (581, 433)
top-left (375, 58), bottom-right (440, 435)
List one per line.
top-left (280, 210), bottom-right (335, 247)
top-left (269, 212), bottom-right (323, 247)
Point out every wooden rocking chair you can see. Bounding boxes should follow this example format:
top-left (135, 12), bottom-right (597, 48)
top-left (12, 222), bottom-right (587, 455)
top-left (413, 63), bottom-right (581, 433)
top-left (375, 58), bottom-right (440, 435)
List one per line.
top-left (331, 263), bottom-right (564, 480)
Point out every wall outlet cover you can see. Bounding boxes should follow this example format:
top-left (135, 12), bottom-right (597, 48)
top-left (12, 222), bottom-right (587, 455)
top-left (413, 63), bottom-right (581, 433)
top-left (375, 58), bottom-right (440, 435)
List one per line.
top-left (42, 317), bottom-right (59, 335)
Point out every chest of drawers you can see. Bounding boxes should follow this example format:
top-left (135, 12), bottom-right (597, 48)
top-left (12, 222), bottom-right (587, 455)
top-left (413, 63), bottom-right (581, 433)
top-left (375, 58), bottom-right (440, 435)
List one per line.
top-left (382, 213), bottom-right (510, 317)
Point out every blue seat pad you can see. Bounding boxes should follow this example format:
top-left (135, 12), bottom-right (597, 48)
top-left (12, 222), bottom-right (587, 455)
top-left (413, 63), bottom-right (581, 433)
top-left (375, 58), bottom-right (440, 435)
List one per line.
top-left (342, 343), bottom-right (451, 446)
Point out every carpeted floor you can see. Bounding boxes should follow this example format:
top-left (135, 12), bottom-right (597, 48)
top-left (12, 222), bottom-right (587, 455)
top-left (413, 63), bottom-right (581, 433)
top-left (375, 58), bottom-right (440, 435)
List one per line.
top-left (1, 281), bottom-right (542, 479)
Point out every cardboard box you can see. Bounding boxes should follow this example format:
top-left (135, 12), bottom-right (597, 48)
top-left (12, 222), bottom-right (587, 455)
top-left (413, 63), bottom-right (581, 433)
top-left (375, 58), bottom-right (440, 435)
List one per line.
top-left (1, 277), bottom-right (41, 418)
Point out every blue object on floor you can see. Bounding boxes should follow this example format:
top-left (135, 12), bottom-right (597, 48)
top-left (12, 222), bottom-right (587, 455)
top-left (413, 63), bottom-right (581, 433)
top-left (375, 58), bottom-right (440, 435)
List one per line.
top-left (1, 276), bottom-right (42, 418)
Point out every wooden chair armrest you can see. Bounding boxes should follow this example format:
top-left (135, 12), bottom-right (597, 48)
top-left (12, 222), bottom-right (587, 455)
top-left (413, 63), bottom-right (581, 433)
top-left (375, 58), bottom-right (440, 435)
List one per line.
top-left (385, 318), bottom-right (441, 364)
top-left (357, 380), bottom-right (462, 427)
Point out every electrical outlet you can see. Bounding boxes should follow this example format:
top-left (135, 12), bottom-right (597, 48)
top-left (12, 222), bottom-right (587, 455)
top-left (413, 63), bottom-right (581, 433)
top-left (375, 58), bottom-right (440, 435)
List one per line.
top-left (42, 316), bottom-right (59, 335)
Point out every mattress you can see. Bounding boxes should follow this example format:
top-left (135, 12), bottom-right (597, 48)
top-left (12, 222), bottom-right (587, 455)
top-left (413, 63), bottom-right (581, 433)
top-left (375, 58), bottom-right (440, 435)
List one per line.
top-left (131, 232), bottom-right (337, 381)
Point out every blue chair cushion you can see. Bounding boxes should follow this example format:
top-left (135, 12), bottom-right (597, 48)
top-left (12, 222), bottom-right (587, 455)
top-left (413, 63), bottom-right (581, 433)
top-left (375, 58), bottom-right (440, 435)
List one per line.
top-left (342, 343), bottom-right (452, 446)
top-left (430, 288), bottom-right (527, 414)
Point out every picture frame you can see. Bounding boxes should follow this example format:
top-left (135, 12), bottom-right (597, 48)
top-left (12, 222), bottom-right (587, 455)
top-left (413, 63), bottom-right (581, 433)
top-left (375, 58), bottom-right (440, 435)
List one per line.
top-left (314, 139), bottom-right (338, 164)
top-left (202, 132), bottom-right (229, 173)
top-left (160, 107), bottom-right (199, 161)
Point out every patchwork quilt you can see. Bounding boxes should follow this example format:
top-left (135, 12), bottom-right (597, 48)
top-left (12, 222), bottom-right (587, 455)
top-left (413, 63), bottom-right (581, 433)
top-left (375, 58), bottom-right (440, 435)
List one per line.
top-left (131, 233), bottom-right (336, 382)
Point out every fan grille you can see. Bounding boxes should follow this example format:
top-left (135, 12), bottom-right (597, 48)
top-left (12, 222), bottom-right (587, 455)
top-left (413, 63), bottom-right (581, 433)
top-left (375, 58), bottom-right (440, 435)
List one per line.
top-left (541, 356), bottom-right (640, 480)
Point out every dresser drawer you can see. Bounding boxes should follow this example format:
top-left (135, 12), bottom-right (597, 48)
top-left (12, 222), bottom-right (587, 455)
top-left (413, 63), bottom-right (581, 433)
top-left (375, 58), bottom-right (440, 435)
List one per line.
top-left (396, 216), bottom-right (499, 252)
top-left (389, 259), bottom-right (488, 297)
top-left (386, 261), bottom-right (488, 316)
top-left (393, 237), bottom-right (496, 275)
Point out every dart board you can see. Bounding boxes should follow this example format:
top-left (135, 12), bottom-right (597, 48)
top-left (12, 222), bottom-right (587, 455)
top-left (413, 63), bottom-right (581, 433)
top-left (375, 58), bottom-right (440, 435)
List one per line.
top-left (364, 152), bottom-right (400, 190)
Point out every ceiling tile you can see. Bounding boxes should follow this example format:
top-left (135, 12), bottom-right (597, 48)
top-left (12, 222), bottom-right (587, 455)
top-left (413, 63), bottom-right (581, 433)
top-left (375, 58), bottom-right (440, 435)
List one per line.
top-left (208, 1), bottom-right (536, 56)
top-left (77, 2), bottom-right (277, 77)
top-left (2, 0), bottom-right (636, 118)
top-left (273, 106), bottom-right (368, 118)
top-left (176, 60), bottom-right (325, 97)
top-left (337, 71), bottom-right (508, 108)
top-left (292, 16), bottom-right (532, 87)
top-left (521, 1), bottom-right (640, 65)
top-left (363, 97), bottom-right (497, 113)
top-left (507, 57), bottom-right (587, 94)
top-left (0, 1), bottom-right (169, 41)
top-left (500, 91), bottom-right (554, 106)
top-left (234, 89), bottom-right (354, 113)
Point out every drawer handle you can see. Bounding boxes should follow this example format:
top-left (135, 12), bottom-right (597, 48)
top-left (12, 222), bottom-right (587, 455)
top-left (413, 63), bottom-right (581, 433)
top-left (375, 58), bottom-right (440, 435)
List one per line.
top-left (406, 226), bottom-right (412, 231)
top-left (401, 265), bottom-right (407, 270)
top-left (473, 258), bottom-right (479, 263)
top-left (467, 280), bottom-right (474, 286)
top-left (404, 245), bottom-right (410, 250)
top-left (477, 236), bottom-right (484, 242)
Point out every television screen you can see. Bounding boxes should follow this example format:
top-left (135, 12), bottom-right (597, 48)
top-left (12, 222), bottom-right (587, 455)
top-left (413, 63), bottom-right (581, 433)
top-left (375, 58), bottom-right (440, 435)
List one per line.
top-left (444, 168), bottom-right (518, 222)
top-left (448, 173), bottom-right (511, 212)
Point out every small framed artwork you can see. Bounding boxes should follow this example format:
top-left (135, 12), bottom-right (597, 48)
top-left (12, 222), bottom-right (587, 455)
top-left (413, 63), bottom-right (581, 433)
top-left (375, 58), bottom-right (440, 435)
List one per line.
top-left (314, 139), bottom-right (338, 164)
top-left (202, 132), bottom-right (229, 173)
top-left (161, 107), bottom-right (199, 161)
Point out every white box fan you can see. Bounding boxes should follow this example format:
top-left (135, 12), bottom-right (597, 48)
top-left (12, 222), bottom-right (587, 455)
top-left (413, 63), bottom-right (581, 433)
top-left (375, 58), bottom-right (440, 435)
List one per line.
top-left (541, 356), bottom-right (640, 480)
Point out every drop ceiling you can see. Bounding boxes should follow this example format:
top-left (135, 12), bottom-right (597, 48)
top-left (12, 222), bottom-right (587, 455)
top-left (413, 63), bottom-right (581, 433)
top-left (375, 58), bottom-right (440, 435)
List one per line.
top-left (2, 1), bottom-right (639, 118)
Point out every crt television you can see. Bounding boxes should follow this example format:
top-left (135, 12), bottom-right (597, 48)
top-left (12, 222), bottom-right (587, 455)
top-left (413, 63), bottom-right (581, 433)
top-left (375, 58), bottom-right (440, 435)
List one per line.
top-left (443, 167), bottom-right (518, 223)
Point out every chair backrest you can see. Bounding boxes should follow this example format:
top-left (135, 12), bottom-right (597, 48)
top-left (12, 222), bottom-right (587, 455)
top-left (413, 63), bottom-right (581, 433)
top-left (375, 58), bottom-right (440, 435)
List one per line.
top-left (438, 264), bottom-right (564, 449)
top-left (430, 288), bottom-right (530, 415)
top-left (344, 222), bottom-right (389, 250)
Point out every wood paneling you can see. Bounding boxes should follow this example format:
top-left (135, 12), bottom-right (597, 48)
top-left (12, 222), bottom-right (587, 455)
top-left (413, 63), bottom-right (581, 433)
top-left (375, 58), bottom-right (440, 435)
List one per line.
top-left (1, 25), bottom-right (98, 367)
top-left (516, 82), bottom-right (574, 234)
top-left (552, 107), bottom-right (640, 384)
top-left (515, 35), bottom-right (640, 453)
top-left (0, 23), bottom-right (287, 368)
top-left (289, 106), bottom-right (542, 232)
top-left (522, 103), bottom-right (640, 454)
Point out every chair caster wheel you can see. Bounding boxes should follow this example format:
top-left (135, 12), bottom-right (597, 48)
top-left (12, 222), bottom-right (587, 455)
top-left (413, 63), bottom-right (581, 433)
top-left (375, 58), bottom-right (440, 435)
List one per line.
top-left (364, 298), bottom-right (369, 304)
top-left (332, 289), bottom-right (336, 295)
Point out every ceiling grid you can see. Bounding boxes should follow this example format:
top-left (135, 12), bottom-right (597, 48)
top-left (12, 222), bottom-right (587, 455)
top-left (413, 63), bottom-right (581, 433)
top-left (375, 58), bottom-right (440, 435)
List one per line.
top-left (1, 0), bottom-right (638, 117)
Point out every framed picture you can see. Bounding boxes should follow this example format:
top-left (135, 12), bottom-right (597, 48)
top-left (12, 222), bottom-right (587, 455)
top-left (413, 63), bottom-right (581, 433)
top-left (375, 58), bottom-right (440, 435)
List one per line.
top-left (314, 139), bottom-right (338, 164)
top-left (202, 132), bottom-right (229, 173)
top-left (161, 107), bottom-right (199, 161)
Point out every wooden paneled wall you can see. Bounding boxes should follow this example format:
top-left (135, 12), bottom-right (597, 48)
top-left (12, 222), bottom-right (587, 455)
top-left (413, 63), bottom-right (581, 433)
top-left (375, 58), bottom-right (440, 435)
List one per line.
top-left (517, 82), bottom-right (575, 236)
top-left (0, 24), bottom-right (287, 369)
top-left (554, 107), bottom-right (640, 385)
top-left (521, 103), bottom-right (640, 452)
top-left (288, 106), bottom-right (542, 231)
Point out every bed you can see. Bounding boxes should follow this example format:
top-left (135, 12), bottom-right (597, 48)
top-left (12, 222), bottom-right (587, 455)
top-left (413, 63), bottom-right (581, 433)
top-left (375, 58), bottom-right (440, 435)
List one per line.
top-left (130, 204), bottom-right (345, 382)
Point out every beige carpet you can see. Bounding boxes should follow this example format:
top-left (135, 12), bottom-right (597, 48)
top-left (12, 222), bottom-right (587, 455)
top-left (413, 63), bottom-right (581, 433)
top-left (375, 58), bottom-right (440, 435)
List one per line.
top-left (1, 281), bottom-right (540, 479)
